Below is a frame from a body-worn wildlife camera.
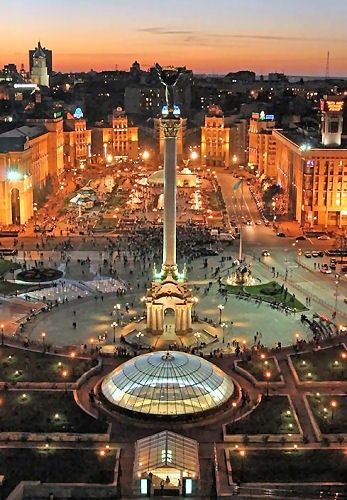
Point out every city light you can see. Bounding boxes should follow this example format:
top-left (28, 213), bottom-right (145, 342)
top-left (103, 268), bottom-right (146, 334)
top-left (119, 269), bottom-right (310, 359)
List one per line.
top-left (7, 169), bottom-right (23, 181)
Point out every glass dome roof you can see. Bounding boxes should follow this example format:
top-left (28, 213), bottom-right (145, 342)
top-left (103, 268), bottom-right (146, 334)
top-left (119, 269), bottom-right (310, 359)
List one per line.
top-left (101, 351), bottom-right (234, 417)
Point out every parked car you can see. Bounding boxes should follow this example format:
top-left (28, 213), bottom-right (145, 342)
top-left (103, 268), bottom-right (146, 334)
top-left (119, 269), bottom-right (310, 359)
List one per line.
top-left (305, 251), bottom-right (312, 258)
top-left (321, 267), bottom-right (332, 274)
top-left (296, 235), bottom-right (306, 241)
top-left (317, 235), bottom-right (330, 240)
top-left (277, 232), bottom-right (286, 237)
top-left (262, 250), bottom-right (271, 257)
top-left (312, 251), bottom-right (320, 258)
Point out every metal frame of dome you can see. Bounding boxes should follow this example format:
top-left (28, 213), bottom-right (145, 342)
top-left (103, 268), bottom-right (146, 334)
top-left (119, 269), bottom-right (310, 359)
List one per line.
top-left (101, 351), bottom-right (234, 417)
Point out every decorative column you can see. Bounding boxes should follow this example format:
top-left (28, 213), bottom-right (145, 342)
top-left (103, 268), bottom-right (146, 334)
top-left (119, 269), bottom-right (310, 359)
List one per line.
top-left (161, 117), bottom-right (181, 278)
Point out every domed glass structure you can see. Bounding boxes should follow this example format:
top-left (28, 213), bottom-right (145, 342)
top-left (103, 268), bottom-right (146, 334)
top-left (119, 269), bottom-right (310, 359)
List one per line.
top-left (101, 351), bottom-right (234, 417)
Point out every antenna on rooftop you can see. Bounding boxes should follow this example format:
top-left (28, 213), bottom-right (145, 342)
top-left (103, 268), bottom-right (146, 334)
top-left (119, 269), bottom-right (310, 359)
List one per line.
top-left (325, 51), bottom-right (330, 80)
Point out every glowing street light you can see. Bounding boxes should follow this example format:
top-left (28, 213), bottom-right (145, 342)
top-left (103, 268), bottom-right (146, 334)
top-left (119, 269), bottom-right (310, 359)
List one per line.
top-left (330, 400), bottom-right (337, 423)
top-left (190, 151), bottom-right (199, 161)
top-left (218, 304), bottom-right (224, 325)
top-left (41, 332), bottom-right (46, 351)
top-left (265, 370), bottom-right (271, 398)
top-left (111, 322), bottom-right (117, 344)
top-left (142, 150), bottom-right (150, 161)
top-left (194, 331), bottom-right (201, 349)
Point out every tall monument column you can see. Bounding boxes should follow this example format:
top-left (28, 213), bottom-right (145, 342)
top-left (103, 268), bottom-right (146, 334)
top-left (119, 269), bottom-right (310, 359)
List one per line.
top-left (161, 118), bottom-right (180, 277)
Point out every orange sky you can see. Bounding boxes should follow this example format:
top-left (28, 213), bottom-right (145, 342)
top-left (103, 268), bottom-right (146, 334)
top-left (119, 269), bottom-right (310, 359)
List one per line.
top-left (1, 0), bottom-right (347, 76)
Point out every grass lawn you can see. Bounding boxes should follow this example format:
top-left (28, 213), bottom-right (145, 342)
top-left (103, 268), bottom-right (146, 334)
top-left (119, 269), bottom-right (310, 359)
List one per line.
top-left (229, 449), bottom-right (347, 483)
top-left (225, 396), bottom-right (299, 436)
top-left (0, 281), bottom-right (37, 296)
top-left (227, 281), bottom-right (306, 311)
top-left (237, 356), bottom-right (281, 382)
top-left (0, 346), bottom-right (94, 383)
top-left (291, 346), bottom-right (347, 382)
top-left (0, 448), bottom-right (117, 498)
top-left (0, 259), bottom-right (20, 277)
top-left (0, 391), bottom-right (108, 433)
top-left (308, 395), bottom-right (347, 434)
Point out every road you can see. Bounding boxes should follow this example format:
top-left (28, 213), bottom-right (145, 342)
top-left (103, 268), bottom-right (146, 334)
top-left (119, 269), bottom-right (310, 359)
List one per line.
top-left (217, 171), bottom-right (347, 320)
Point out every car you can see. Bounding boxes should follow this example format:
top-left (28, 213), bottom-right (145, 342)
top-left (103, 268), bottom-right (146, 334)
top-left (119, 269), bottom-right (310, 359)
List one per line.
top-left (330, 263), bottom-right (337, 270)
top-left (320, 267), bottom-right (332, 274)
top-left (318, 251), bottom-right (324, 257)
top-left (277, 232), bottom-right (286, 237)
top-left (330, 258), bottom-right (337, 264)
top-left (245, 220), bottom-right (252, 225)
top-left (296, 235), bottom-right (306, 241)
top-left (255, 220), bottom-right (262, 225)
top-left (341, 266), bottom-right (347, 273)
top-left (318, 235), bottom-right (330, 240)
top-left (304, 251), bottom-right (312, 258)
top-left (264, 221), bottom-right (270, 227)
top-left (262, 250), bottom-right (270, 257)
top-left (312, 251), bottom-right (320, 258)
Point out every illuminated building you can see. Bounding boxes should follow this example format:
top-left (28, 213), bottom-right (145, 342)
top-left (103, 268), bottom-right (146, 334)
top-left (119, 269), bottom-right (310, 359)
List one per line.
top-left (64, 109), bottom-right (91, 168)
top-left (92, 108), bottom-right (138, 161)
top-left (248, 111), bottom-right (276, 176)
top-left (201, 105), bottom-right (231, 167)
top-left (30, 41), bottom-right (49, 87)
top-left (29, 42), bottom-right (52, 76)
top-left (251, 98), bottom-right (347, 228)
top-left (0, 117), bottom-right (63, 225)
top-left (101, 351), bottom-right (234, 417)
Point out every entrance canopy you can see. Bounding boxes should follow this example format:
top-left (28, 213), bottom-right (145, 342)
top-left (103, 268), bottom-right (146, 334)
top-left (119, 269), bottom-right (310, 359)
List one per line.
top-left (134, 430), bottom-right (199, 478)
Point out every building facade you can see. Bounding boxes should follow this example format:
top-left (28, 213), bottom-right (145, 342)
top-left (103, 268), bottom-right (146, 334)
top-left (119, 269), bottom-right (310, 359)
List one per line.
top-left (248, 112), bottom-right (276, 176)
top-left (201, 105), bottom-right (231, 167)
top-left (0, 118), bottom-right (64, 225)
top-left (30, 42), bottom-right (49, 87)
top-left (92, 108), bottom-right (138, 161)
top-left (249, 98), bottom-right (347, 228)
top-left (64, 112), bottom-right (91, 168)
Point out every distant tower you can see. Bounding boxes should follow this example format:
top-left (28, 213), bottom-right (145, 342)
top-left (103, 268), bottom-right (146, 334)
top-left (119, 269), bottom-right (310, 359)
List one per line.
top-left (321, 95), bottom-right (344, 146)
top-left (30, 41), bottom-right (49, 87)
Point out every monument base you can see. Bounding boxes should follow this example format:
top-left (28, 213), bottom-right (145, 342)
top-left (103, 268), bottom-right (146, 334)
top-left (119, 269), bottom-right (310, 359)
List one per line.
top-left (145, 276), bottom-right (193, 335)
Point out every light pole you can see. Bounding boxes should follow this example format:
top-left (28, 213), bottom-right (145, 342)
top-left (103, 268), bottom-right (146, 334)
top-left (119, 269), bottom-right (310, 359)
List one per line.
top-left (218, 304), bottom-right (224, 325)
top-left (33, 203), bottom-right (38, 227)
top-left (114, 303), bottom-right (121, 323)
top-left (62, 370), bottom-right (68, 393)
top-left (221, 322), bottom-right (227, 343)
top-left (111, 322), bottom-right (117, 344)
top-left (1, 324), bottom-right (4, 346)
top-left (41, 332), bottom-right (46, 351)
top-left (136, 331), bottom-right (144, 349)
top-left (240, 450), bottom-right (246, 482)
top-left (334, 274), bottom-right (340, 319)
top-left (330, 400), bottom-right (337, 424)
top-left (265, 370), bottom-right (271, 398)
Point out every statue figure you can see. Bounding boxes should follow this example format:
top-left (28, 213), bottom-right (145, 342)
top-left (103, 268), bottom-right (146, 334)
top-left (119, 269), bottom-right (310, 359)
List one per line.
top-left (155, 63), bottom-right (186, 115)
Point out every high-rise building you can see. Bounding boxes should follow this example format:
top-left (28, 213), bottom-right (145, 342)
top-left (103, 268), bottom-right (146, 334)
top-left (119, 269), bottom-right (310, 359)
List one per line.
top-left (30, 42), bottom-right (49, 87)
top-left (29, 42), bottom-right (52, 75)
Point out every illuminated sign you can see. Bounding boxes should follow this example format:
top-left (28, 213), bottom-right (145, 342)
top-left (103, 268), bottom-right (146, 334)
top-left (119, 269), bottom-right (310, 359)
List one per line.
top-left (7, 169), bottom-right (23, 181)
top-left (252, 112), bottom-right (274, 121)
top-left (251, 113), bottom-right (260, 119)
top-left (161, 105), bottom-right (181, 117)
top-left (266, 114), bottom-right (275, 120)
top-left (259, 111), bottom-right (266, 120)
top-left (73, 107), bottom-right (84, 119)
top-left (13, 83), bottom-right (38, 90)
top-left (326, 101), bottom-right (344, 113)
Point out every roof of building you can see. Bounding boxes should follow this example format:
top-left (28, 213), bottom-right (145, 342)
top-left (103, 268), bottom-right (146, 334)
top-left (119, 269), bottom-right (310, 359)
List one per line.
top-left (101, 350), bottom-right (234, 417)
top-left (33, 41), bottom-right (46, 59)
top-left (275, 127), bottom-right (347, 150)
top-left (0, 125), bottom-right (46, 152)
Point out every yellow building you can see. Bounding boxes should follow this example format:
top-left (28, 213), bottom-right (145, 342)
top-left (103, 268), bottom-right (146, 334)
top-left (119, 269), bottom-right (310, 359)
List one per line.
top-left (251, 98), bottom-right (347, 228)
top-left (0, 118), bottom-right (64, 225)
top-left (201, 105), bottom-right (231, 167)
top-left (92, 107), bottom-right (139, 161)
top-left (64, 111), bottom-right (91, 168)
top-left (248, 112), bottom-right (276, 176)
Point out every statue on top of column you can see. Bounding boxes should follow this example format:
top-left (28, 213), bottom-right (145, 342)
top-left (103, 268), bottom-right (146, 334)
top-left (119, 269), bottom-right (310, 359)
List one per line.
top-left (155, 63), bottom-right (186, 115)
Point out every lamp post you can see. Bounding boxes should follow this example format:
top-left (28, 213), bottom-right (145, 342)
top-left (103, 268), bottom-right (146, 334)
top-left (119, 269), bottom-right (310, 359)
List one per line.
top-left (1, 324), bottom-right (4, 346)
top-left (265, 370), bottom-right (271, 398)
top-left (41, 332), bottom-right (46, 351)
top-left (334, 274), bottom-right (340, 319)
top-left (62, 370), bottom-right (68, 393)
top-left (240, 450), bottom-right (246, 482)
top-left (33, 203), bottom-right (38, 227)
top-left (330, 400), bottom-right (337, 423)
top-left (218, 304), bottom-right (224, 325)
top-left (114, 303), bottom-right (121, 323)
top-left (136, 331), bottom-right (144, 349)
top-left (341, 352), bottom-right (346, 378)
top-left (221, 322), bottom-right (227, 343)
top-left (111, 322), bottom-right (117, 344)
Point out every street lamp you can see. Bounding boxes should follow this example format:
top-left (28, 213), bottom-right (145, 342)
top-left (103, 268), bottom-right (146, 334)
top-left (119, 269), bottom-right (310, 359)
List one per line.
top-left (239, 450), bottom-right (246, 482)
top-left (136, 331), bottom-right (144, 349)
top-left (218, 304), bottom-right (224, 325)
top-left (330, 400), bottom-right (337, 423)
top-left (114, 304), bottom-right (121, 322)
top-left (1, 324), bottom-right (4, 346)
top-left (33, 203), bottom-right (38, 226)
top-left (190, 151), bottom-right (199, 161)
top-left (265, 370), bottom-right (271, 398)
top-left (221, 322), bottom-right (227, 343)
top-left (62, 370), bottom-right (68, 393)
top-left (41, 332), bottom-right (46, 351)
top-left (111, 322), bottom-right (117, 344)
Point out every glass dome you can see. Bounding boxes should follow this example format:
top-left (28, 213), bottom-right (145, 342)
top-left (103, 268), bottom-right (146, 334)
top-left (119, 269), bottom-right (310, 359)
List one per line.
top-left (101, 351), bottom-right (234, 417)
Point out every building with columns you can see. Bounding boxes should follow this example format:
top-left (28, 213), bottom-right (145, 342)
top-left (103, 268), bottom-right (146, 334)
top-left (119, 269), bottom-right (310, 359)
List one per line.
top-left (0, 117), bottom-right (64, 225)
top-left (249, 97), bottom-right (347, 228)
top-left (201, 105), bottom-right (231, 167)
top-left (91, 108), bottom-right (138, 161)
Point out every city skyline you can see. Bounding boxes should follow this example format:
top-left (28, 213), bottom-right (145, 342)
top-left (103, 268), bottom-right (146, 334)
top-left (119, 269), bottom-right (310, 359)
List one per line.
top-left (1, 0), bottom-right (347, 75)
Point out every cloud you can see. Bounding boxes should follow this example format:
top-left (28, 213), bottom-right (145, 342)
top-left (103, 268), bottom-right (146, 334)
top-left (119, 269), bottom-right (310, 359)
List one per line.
top-left (137, 27), bottom-right (195, 36)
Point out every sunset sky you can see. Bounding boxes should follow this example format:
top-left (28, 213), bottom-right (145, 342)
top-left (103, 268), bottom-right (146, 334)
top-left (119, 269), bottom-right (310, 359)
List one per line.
top-left (1, 0), bottom-right (347, 76)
